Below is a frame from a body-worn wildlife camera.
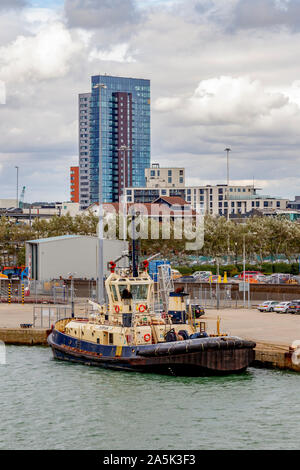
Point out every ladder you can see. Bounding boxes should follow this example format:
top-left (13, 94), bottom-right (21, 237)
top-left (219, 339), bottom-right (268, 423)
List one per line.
top-left (157, 263), bottom-right (174, 313)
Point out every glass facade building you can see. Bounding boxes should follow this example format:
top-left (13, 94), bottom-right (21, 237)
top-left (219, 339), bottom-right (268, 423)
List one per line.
top-left (79, 75), bottom-right (150, 208)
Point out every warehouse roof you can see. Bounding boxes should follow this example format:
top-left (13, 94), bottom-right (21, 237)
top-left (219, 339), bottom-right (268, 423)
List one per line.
top-left (26, 235), bottom-right (96, 244)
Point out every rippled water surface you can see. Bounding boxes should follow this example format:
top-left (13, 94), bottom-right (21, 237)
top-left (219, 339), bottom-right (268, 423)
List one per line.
top-left (1, 346), bottom-right (300, 450)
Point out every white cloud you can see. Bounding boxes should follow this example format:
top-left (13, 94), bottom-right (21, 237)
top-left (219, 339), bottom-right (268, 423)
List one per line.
top-left (0, 22), bottom-right (83, 82)
top-left (0, 0), bottom-right (300, 201)
top-left (0, 0), bottom-right (27, 9)
top-left (154, 76), bottom-right (291, 126)
top-left (89, 43), bottom-right (136, 63)
top-left (0, 80), bottom-right (5, 104)
top-left (23, 7), bottom-right (61, 33)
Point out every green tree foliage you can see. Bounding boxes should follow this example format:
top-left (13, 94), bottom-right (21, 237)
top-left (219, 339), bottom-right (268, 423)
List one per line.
top-left (0, 212), bottom-right (299, 269)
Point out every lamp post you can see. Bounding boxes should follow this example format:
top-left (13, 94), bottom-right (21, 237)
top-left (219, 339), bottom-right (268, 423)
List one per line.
top-left (242, 234), bottom-right (246, 308)
top-left (224, 148), bottom-right (231, 221)
top-left (93, 82), bottom-right (107, 305)
top-left (15, 166), bottom-right (19, 209)
top-left (117, 144), bottom-right (131, 242)
top-left (68, 272), bottom-right (77, 318)
top-left (216, 257), bottom-right (220, 310)
top-left (242, 232), bottom-right (257, 308)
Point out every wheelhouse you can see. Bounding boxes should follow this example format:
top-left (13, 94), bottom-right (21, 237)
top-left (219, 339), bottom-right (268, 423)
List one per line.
top-left (105, 271), bottom-right (154, 315)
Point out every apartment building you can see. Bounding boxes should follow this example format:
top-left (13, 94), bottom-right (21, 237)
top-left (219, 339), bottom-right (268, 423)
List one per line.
top-left (145, 163), bottom-right (185, 188)
top-left (125, 167), bottom-right (288, 217)
top-left (78, 75), bottom-right (151, 209)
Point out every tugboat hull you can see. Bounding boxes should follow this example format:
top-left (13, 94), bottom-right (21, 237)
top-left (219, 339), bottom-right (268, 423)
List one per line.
top-left (48, 329), bottom-right (255, 376)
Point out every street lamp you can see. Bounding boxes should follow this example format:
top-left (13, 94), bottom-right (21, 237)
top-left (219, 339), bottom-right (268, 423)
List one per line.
top-left (117, 144), bottom-right (131, 241)
top-left (216, 256), bottom-right (221, 310)
top-left (68, 272), bottom-right (77, 318)
top-left (15, 166), bottom-right (19, 208)
top-left (234, 241), bottom-right (238, 266)
top-left (242, 232), bottom-right (257, 308)
top-left (224, 148), bottom-right (231, 221)
top-left (93, 82), bottom-right (107, 305)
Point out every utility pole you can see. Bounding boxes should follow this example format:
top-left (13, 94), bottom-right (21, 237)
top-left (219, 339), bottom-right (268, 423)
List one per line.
top-left (68, 272), bottom-right (77, 318)
top-left (131, 209), bottom-right (138, 277)
top-left (224, 148), bottom-right (231, 221)
top-left (243, 232), bottom-right (257, 308)
top-left (93, 82), bottom-right (107, 305)
top-left (15, 166), bottom-right (19, 208)
top-left (243, 234), bottom-right (246, 308)
top-left (216, 257), bottom-right (220, 310)
top-left (117, 144), bottom-right (131, 241)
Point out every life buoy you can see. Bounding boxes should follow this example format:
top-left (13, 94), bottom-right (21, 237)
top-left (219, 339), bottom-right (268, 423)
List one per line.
top-left (144, 333), bottom-right (151, 342)
top-left (115, 305), bottom-right (120, 313)
top-left (139, 304), bottom-right (146, 313)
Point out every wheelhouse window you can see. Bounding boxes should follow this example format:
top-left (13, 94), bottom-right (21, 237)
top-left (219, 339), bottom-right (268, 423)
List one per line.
top-left (131, 284), bottom-right (149, 300)
top-left (118, 284), bottom-right (129, 299)
top-left (110, 285), bottom-right (118, 302)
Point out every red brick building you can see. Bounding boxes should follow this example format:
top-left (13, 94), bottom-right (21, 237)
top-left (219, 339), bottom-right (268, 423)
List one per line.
top-left (70, 166), bottom-right (79, 203)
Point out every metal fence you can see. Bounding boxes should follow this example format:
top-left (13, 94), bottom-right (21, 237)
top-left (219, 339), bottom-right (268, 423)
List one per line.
top-left (0, 279), bottom-right (74, 304)
top-left (33, 305), bottom-right (73, 328)
top-left (29, 280), bottom-right (71, 304)
top-left (0, 280), bottom-right (28, 303)
top-left (175, 280), bottom-right (300, 308)
top-left (0, 280), bottom-right (9, 300)
top-left (32, 298), bottom-right (96, 328)
top-left (188, 285), bottom-right (238, 309)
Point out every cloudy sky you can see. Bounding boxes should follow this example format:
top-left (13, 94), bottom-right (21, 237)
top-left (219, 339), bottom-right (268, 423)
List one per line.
top-left (0, 0), bottom-right (300, 202)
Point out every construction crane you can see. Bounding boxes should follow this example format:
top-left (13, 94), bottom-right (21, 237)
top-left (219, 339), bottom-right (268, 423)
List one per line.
top-left (19, 186), bottom-right (26, 209)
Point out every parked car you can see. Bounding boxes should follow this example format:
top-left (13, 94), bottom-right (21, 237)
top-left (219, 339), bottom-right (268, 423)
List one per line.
top-left (171, 269), bottom-right (182, 280)
top-left (274, 301), bottom-right (291, 313)
top-left (192, 271), bottom-right (212, 281)
top-left (269, 273), bottom-right (292, 284)
top-left (187, 302), bottom-right (205, 318)
top-left (239, 271), bottom-right (263, 280)
top-left (257, 301), bottom-right (278, 312)
top-left (256, 275), bottom-right (268, 283)
top-left (178, 275), bottom-right (195, 282)
top-left (287, 301), bottom-right (300, 314)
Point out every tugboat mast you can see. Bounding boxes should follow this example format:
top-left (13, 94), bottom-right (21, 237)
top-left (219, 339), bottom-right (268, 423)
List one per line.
top-left (131, 210), bottom-right (139, 277)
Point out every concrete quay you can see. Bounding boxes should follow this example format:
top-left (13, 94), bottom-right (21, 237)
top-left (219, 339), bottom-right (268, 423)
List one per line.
top-left (0, 327), bottom-right (51, 345)
top-left (0, 303), bottom-right (86, 346)
top-left (204, 308), bottom-right (300, 372)
top-left (0, 303), bottom-right (300, 372)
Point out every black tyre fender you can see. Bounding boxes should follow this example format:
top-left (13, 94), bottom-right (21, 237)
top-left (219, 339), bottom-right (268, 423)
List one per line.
top-left (178, 329), bottom-right (189, 341)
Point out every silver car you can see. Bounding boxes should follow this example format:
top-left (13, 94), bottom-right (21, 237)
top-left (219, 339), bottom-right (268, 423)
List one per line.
top-left (257, 301), bottom-right (279, 312)
top-left (274, 302), bottom-right (291, 313)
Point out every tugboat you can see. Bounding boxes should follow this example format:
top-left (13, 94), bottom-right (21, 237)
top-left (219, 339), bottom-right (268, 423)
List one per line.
top-left (48, 260), bottom-right (255, 376)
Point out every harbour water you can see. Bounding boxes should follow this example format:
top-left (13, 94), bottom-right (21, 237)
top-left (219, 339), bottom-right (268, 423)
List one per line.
top-left (1, 346), bottom-right (300, 450)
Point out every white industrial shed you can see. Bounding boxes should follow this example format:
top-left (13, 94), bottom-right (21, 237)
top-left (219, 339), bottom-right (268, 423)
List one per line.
top-left (25, 235), bottom-right (128, 281)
